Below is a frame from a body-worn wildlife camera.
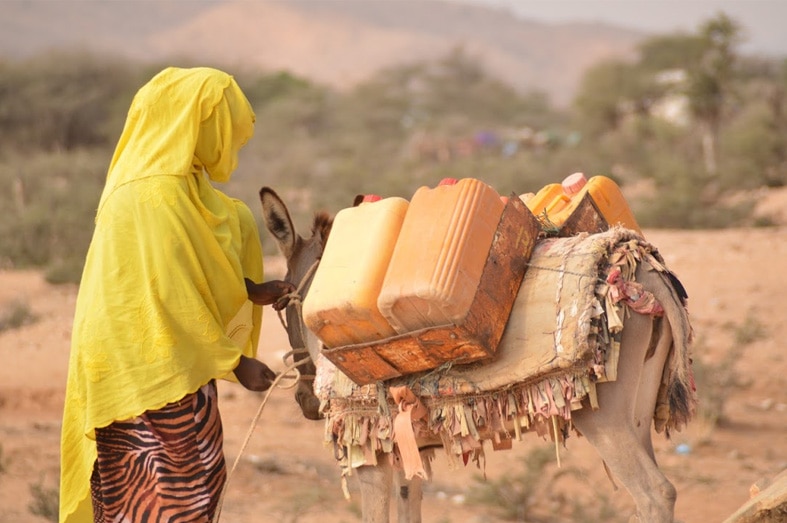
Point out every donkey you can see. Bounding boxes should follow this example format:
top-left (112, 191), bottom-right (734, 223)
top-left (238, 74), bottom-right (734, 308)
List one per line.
top-left (253, 186), bottom-right (696, 523)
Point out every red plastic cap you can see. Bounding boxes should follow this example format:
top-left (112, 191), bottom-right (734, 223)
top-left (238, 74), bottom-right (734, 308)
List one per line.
top-left (362, 194), bottom-right (382, 203)
top-left (438, 177), bottom-right (458, 186)
top-left (562, 172), bottom-right (587, 195)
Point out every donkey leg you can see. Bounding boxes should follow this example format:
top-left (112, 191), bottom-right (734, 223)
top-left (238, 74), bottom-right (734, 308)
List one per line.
top-left (357, 460), bottom-right (393, 523)
top-left (574, 418), bottom-right (676, 522)
top-left (394, 469), bottom-right (423, 523)
top-left (573, 312), bottom-right (676, 522)
top-left (632, 316), bottom-right (673, 462)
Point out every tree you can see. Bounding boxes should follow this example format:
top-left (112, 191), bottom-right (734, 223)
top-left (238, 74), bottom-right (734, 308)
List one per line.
top-left (686, 12), bottom-right (742, 180)
top-left (574, 59), bottom-right (635, 134)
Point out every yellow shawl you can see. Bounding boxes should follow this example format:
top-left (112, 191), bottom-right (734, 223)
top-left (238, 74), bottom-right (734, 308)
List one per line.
top-left (60, 67), bottom-right (262, 522)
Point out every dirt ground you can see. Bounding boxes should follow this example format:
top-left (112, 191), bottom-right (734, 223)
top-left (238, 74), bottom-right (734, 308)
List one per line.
top-left (2, 191), bottom-right (787, 523)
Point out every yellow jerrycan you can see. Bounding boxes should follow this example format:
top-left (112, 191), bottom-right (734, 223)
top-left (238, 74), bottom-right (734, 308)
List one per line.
top-left (302, 194), bottom-right (409, 348)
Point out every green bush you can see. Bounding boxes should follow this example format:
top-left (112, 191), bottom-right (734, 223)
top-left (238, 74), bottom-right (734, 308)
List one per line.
top-left (0, 299), bottom-right (37, 333)
top-left (465, 446), bottom-right (624, 522)
top-left (0, 147), bottom-right (107, 282)
top-left (692, 312), bottom-right (768, 426)
top-left (28, 481), bottom-right (59, 522)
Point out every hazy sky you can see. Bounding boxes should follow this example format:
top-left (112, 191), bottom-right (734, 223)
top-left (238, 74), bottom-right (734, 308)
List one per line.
top-left (462, 0), bottom-right (787, 57)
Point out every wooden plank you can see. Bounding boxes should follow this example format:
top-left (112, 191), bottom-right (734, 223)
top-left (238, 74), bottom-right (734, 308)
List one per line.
top-left (322, 344), bottom-right (402, 383)
top-left (723, 468), bottom-right (787, 523)
top-left (557, 193), bottom-right (609, 237)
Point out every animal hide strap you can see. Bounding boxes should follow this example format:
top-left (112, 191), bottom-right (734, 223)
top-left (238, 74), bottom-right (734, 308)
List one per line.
top-left (390, 385), bottom-right (429, 480)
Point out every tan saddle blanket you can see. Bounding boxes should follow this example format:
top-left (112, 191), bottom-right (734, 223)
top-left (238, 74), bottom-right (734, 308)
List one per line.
top-left (313, 227), bottom-right (673, 473)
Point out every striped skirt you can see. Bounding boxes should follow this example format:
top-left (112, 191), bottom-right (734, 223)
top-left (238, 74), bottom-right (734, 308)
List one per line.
top-left (90, 381), bottom-right (226, 523)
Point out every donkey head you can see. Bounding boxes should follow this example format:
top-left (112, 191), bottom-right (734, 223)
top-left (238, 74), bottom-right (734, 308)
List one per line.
top-left (258, 187), bottom-right (333, 421)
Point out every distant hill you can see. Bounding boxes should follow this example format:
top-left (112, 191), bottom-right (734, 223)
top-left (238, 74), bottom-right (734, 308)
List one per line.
top-left (0, 0), bottom-right (647, 106)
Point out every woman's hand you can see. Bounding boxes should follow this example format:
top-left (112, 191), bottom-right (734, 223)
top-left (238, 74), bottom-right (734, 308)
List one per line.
top-left (233, 355), bottom-right (278, 392)
top-left (245, 278), bottom-right (296, 310)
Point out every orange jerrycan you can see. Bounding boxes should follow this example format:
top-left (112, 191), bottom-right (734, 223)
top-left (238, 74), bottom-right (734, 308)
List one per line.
top-left (302, 194), bottom-right (409, 348)
top-left (528, 173), bottom-right (642, 235)
top-left (378, 177), bottom-right (506, 334)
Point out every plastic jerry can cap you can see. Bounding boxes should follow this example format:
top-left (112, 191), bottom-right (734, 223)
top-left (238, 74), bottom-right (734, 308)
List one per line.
top-left (562, 172), bottom-right (588, 195)
top-left (438, 177), bottom-right (458, 186)
top-left (361, 194), bottom-right (383, 203)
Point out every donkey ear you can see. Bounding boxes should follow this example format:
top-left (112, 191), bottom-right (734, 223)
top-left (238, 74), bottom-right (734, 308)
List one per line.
top-left (352, 194), bottom-right (365, 207)
top-left (259, 186), bottom-right (296, 260)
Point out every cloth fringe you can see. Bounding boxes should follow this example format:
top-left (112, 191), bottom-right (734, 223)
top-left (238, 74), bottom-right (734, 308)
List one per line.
top-left (324, 371), bottom-right (596, 476)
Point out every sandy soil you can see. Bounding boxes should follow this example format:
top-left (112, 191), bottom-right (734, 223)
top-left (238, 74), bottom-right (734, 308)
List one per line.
top-left (2, 196), bottom-right (787, 522)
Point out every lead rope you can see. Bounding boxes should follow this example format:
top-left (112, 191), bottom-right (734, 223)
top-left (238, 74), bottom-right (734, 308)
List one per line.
top-left (212, 358), bottom-right (300, 523)
top-left (213, 260), bottom-right (321, 522)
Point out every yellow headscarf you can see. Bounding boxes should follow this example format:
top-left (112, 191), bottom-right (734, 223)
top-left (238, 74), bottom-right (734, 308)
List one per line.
top-left (60, 67), bottom-right (262, 523)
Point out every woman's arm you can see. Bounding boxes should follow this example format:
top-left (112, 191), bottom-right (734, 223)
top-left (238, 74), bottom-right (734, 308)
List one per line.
top-left (245, 278), bottom-right (295, 309)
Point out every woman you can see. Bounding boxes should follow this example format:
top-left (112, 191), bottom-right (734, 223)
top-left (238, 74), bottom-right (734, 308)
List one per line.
top-left (59, 67), bottom-right (293, 522)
